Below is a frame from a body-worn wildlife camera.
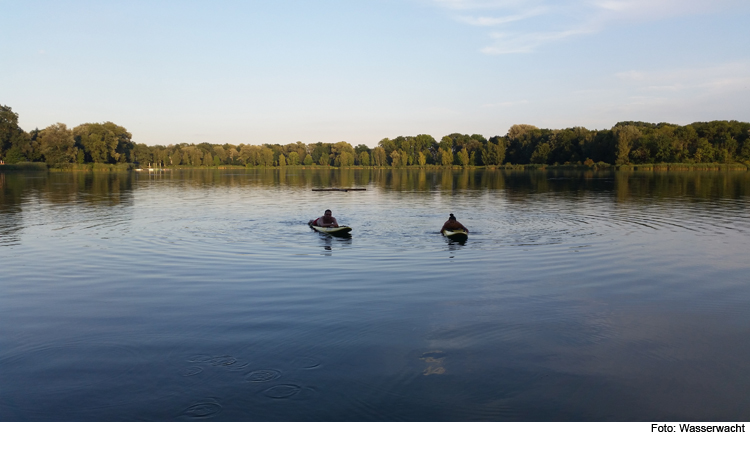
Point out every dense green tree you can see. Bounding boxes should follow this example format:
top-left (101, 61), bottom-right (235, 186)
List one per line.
top-left (40, 123), bottom-right (76, 165)
top-left (358, 150), bottom-right (370, 166)
top-left (335, 151), bottom-right (354, 167)
top-left (73, 122), bottom-right (132, 163)
top-left (507, 124), bottom-right (539, 140)
top-left (132, 143), bottom-right (152, 165)
top-left (354, 144), bottom-right (371, 164)
top-left (506, 125), bottom-right (546, 164)
top-left (457, 148), bottom-right (470, 166)
top-left (440, 149), bottom-right (452, 166)
top-left (693, 138), bottom-right (714, 163)
top-left (332, 141), bottom-right (355, 167)
top-left (212, 145), bottom-right (227, 164)
top-left (378, 138), bottom-right (396, 155)
top-left (4, 130), bottom-right (32, 164)
top-left (482, 138), bottom-right (506, 165)
top-left (171, 147), bottom-right (183, 165)
top-left (307, 142), bottom-right (331, 166)
top-left (612, 124), bottom-right (641, 162)
top-left (260, 148), bottom-right (274, 166)
top-left (0, 105), bottom-right (31, 163)
top-left (0, 105), bottom-right (20, 154)
top-left (373, 147), bottom-right (386, 166)
top-left (530, 143), bottom-right (551, 164)
top-left (414, 134), bottom-right (437, 159)
top-left (4, 102), bottom-right (750, 169)
top-left (438, 135), bottom-right (453, 162)
top-left (389, 150), bottom-right (401, 167)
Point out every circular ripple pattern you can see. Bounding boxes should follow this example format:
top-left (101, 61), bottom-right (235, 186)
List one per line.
top-left (262, 384), bottom-right (302, 399)
top-left (208, 356), bottom-right (237, 366)
top-left (245, 369), bottom-right (282, 382)
top-left (181, 367), bottom-right (204, 377)
top-left (2, 169), bottom-right (750, 421)
top-left (182, 401), bottom-right (222, 418)
top-left (292, 357), bottom-right (321, 369)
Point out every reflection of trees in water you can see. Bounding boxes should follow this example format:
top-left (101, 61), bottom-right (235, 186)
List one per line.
top-left (0, 172), bottom-right (137, 245)
top-left (108, 167), bottom-right (750, 204)
top-left (0, 173), bottom-right (23, 245)
top-left (171, 167), bottom-right (364, 189)
top-left (45, 172), bottom-right (135, 207)
top-left (613, 170), bottom-right (750, 203)
top-left (2, 168), bottom-right (747, 246)
top-left (0, 171), bottom-right (135, 207)
top-left (440, 169), bottom-right (453, 192)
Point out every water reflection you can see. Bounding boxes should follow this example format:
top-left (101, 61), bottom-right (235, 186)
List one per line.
top-left (0, 173), bottom-right (22, 246)
top-left (0, 171), bottom-right (135, 247)
top-left (316, 233), bottom-right (352, 256)
top-left (2, 167), bottom-right (750, 420)
top-left (444, 233), bottom-right (467, 254)
top-left (57, 167), bottom-right (739, 203)
top-left (137, 167), bottom-right (750, 200)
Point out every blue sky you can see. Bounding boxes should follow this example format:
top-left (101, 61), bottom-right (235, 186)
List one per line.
top-left (2, 0), bottom-right (749, 146)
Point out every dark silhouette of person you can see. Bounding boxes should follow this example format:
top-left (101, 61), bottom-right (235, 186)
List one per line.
top-left (441, 213), bottom-right (468, 233)
top-left (310, 209), bottom-right (339, 228)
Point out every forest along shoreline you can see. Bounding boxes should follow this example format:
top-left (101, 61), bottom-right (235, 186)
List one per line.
top-left (2, 104), bottom-right (750, 172)
top-left (2, 163), bottom-right (749, 173)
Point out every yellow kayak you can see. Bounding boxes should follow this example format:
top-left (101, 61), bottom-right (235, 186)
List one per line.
top-left (442, 229), bottom-right (468, 239)
top-left (310, 224), bottom-right (352, 235)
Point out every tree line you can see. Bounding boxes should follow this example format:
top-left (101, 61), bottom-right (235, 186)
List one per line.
top-left (2, 104), bottom-right (749, 168)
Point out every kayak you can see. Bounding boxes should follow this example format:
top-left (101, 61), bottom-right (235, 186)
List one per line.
top-left (310, 224), bottom-right (352, 235)
top-left (442, 229), bottom-right (468, 239)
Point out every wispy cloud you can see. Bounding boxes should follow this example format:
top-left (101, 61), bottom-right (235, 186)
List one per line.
top-left (428, 0), bottom-right (747, 54)
top-left (615, 62), bottom-right (750, 94)
top-left (592, 0), bottom-right (734, 20)
top-left (430, 0), bottom-right (532, 10)
top-left (457, 6), bottom-right (548, 26)
top-left (481, 27), bottom-right (594, 54)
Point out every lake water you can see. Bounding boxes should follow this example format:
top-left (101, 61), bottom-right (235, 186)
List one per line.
top-left (1, 167), bottom-right (750, 421)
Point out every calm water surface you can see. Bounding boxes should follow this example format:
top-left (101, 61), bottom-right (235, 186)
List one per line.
top-left (1, 168), bottom-right (749, 421)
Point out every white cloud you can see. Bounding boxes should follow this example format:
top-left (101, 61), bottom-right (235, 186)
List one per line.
top-left (592, 0), bottom-right (734, 20)
top-left (457, 6), bottom-right (548, 26)
top-left (430, 0), bottom-right (533, 10)
top-left (615, 62), bottom-right (750, 95)
top-left (481, 27), bottom-right (595, 54)
top-left (573, 61), bottom-right (750, 123)
top-left (427, 0), bottom-right (748, 53)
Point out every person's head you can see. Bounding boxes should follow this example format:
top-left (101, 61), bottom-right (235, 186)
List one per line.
top-left (449, 213), bottom-right (456, 221)
top-left (324, 209), bottom-right (332, 217)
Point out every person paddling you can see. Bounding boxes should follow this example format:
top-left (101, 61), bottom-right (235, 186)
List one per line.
top-left (441, 213), bottom-right (468, 233)
top-left (310, 209), bottom-right (339, 228)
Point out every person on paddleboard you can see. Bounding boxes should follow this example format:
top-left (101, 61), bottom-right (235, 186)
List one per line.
top-left (441, 213), bottom-right (468, 233)
top-left (310, 209), bottom-right (339, 228)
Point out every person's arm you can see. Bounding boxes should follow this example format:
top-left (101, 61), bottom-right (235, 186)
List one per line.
top-left (331, 217), bottom-right (339, 227)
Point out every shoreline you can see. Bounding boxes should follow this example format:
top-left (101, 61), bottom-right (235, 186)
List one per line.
top-left (2, 162), bottom-right (748, 173)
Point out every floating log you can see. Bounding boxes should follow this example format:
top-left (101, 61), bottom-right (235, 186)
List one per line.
top-left (312, 188), bottom-right (366, 192)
